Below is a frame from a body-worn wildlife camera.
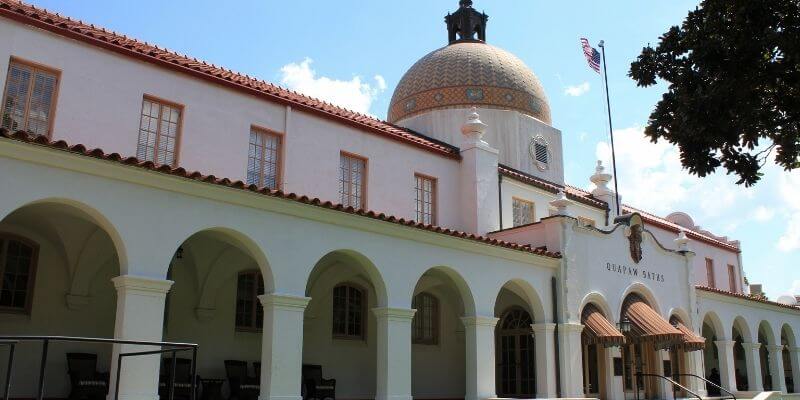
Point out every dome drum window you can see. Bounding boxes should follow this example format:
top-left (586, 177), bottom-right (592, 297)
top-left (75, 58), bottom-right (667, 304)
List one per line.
top-left (529, 136), bottom-right (550, 170)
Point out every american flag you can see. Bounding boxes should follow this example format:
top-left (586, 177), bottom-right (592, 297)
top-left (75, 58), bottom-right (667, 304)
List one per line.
top-left (581, 38), bottom-right (601, 73)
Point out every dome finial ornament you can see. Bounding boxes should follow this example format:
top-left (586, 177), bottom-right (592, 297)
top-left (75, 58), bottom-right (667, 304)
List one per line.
top-left (445, 0), bottom-right (488, 43)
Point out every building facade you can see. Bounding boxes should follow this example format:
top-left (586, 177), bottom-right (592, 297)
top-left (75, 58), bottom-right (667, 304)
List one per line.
top-left (0, 1), bottom-right (798, 399)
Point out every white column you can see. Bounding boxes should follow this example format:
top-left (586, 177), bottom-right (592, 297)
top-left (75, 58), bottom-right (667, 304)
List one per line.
top-left (373, 307), bottom-right (416, 400)
top-left (531, 323), bottom-right (556, 398)
top-left (790, 347), bottom-right (800, 393)
top-left (742, 342), bottom-right (764, 391)
top-left (462, 316), bottom-right (499, 400)
top-left (559, 323), bottom-right (585, 398)
top-left (603, 345), bottom-right (625, 399)
top-left (689, 350), bottom-right (707, 396)
top-left (767, 345), bottom-right (787, 393)
top-left (108, 275), bottom-right (173, 400)
top-left (258, 294), bottom-right (311, 400)
top-left (715, 340), bottom-right (738, 393)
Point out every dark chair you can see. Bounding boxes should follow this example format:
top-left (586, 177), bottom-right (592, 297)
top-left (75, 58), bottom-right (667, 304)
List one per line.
top-left (66, 353), bottom-right (109, 400)
top-left (224, 360), bottom-right (259, 400)
top-left (159, 358), bottom-right (199, 400)
top-left (301, 364), bottom-right (335, 400)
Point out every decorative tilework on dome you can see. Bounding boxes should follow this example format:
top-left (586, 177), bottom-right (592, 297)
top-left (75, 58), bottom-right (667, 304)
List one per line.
top-left (389, 42), bottom-right (551, 124)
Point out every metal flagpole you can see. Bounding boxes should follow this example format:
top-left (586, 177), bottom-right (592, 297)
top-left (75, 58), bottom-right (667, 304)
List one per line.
top-left (598, 40), bottom-right (621, 216)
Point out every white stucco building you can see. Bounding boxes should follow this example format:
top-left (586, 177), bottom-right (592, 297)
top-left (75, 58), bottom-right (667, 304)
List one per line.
top-left (0, 1), bottom-right (798, 400)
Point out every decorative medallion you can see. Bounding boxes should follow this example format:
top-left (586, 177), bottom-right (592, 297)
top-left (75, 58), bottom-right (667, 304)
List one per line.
top-left (466, 88), bottom-right (484, 101)
top-left (504, 93), bottom-right (515, 102)
top-left (628, 224), bottom-right (643, 264)
top-left (434, 92), bottom-right (445, 102)
top-left (404, 99), bottom-right (417, 112)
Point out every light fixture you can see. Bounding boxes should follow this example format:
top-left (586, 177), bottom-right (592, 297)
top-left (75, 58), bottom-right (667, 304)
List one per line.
top-left (618, 317), bottom-right (631, 334)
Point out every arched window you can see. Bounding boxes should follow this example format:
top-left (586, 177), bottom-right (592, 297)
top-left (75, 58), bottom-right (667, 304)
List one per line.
top-left (235, 270), bottom-right (264, 331)
top-left (412, 292), bottom-right (439, 345)
top-left (332, 284), bottom-right (366, 339)
top-left (0, 234), bottom-right (38, 314)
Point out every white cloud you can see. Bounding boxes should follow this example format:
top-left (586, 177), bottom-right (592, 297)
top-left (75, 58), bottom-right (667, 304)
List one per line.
top-left (564, 82), bottom-right (590, 97)
top-left (751, 206), bottom-right (775, 222)
top-left (791, 280), bottom-right (800, 295)
top-left (280, 58), bottom-right (385, 115)
top-left (593, 126), bottom-right (751, 219)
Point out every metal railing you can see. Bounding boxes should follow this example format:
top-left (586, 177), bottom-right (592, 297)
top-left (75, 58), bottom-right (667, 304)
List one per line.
top-left (0, 336), bottom-right (198, 400)
top-left (635, 372), bottom-right (702, 400)
top-left (674, 373), bottom-right (737, 400)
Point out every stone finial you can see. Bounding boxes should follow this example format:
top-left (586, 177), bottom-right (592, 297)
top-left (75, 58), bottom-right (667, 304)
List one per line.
top-left (674, 230), bottom-right (690, 252)
top-left (550, 190), bottom-right (571, 216)
top-left (590, 160), bottom-right (613, 195)
top-left (461, 107), bottom-right (487, 144)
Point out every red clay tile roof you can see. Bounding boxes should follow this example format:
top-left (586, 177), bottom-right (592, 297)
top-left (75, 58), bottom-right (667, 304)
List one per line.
top-left (498, 164), bottom-right (741, 253)
top-left (498, 164), bottom-right (608, 209)
top-left (0, 129), bottom-right (559, 259)
top-left (696, 286), bottom-right (800, 312)
top-left (0, 0), bottom-right (460, 159)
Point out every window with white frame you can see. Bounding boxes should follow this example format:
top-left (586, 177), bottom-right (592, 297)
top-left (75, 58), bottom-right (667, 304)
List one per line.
top-left (728, 264), bottom-right (737, 292)
top-left (415, 174), bottom-right (437, 225)
top-left (247, 128), bottom-right (281, 189)
top-left (512, 198), bottom-right (535, 227)
top-left (137, 97), bottom-right (181, 166)
top-left (1, 60), bottom-right (59, 137)
top-left (339, 153), bottom-right (366, 209)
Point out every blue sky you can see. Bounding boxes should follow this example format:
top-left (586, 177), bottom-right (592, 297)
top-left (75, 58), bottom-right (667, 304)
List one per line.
top-left (29, 0), bottom-right (799, 298)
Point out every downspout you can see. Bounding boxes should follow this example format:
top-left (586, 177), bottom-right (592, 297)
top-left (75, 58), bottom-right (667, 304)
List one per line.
top-left (552, 276), bottom-right (562, 398)
top-left (498, 172), bottom-right (503, 230)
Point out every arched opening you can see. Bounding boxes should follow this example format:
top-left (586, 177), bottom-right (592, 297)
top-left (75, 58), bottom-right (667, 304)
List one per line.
top-left (580, 301), bottom-right (623, 400)
top-left (619, 293), bottom-right (681, 400)
top-left (781, 324), bottom-right (796, 393)
top-left (0, 201), bottom-right (122, 399)
top-left (732, 317), bottom-right (750, 391)
top-left (162, 228), bottom-right (273, 400)
top-left (667, 314), bottom-right (702, 396)
top-left (758, 321), bottom-right (775, 391)
top-left (493, 280), bottom-right (542, 398)
top-left (410, 267), bottom-right (472, 399)
top-left (701, 313), bottom-right (723, 396)
top-left (302, 250), bottom-right (387, 400)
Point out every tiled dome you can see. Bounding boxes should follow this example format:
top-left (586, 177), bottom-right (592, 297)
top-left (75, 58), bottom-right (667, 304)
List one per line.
top-left (388, 41), bottom-right (551, 124)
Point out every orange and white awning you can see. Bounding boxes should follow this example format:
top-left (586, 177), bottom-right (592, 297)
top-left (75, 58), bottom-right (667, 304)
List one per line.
top-left (582, 304), bottom-right (625, 347)
top-left (623, 296), bottom-right (683, 349)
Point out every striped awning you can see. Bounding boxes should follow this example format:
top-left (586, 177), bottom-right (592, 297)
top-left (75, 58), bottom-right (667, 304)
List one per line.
top-left (582, 304), bottom-right (625, 347)
top-left (623, 295), bottom-right (683, 349)
top-left (670, 318), bottom-right (706, 352)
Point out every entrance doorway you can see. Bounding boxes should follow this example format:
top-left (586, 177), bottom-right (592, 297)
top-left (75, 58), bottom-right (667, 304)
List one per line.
top-left (622, 343), bottom-right (660, 400)
top-left (497, 307), bottom-right (536, 398)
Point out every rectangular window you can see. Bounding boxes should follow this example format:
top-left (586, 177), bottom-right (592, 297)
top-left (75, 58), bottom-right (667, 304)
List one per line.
top-left (706, 258), bottom-right (716, 288)
top-left (512, 198), bottom-right (535, 227)
top-left (332, 284), bottom-right (365, 339)
top-left (339, 152), bottom-right (366, 209)
top-left (0, 235), bottom-right (38, 314)
top-left (412, 292), bottom-right (439, 345)
top-left (1, 59), bottom-right (59, 137)
top-left (728, 264), bottom-right (737, 292)
top-left (247, 127), bottom-right (282, 189)
top-left (235, 271), bottom-right (264, 331)
top-left (415, 174), bottom-right (437, 225)
top-left (137, 97), bottom-right (182, 166)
